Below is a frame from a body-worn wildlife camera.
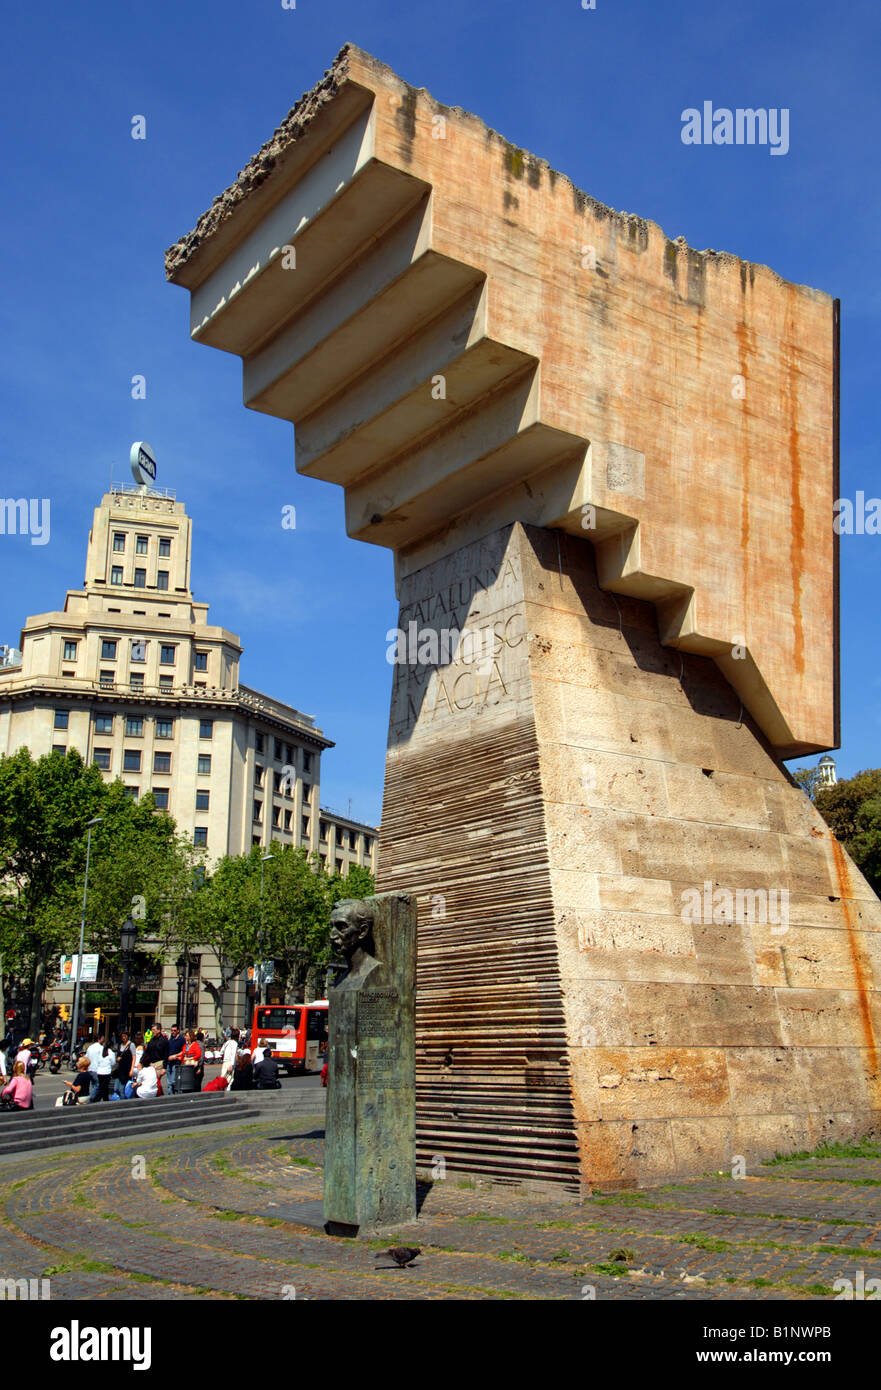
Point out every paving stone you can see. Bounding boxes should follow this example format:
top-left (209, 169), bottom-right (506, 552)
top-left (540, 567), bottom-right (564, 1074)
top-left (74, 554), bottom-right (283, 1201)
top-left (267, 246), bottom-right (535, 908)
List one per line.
top-left (0, 1118), bottom-right (875, 1299)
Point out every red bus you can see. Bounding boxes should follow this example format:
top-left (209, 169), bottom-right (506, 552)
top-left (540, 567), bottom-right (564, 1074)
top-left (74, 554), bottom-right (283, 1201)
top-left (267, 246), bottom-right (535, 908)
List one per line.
top-left (249, 1001), bottom-right (328, 1075)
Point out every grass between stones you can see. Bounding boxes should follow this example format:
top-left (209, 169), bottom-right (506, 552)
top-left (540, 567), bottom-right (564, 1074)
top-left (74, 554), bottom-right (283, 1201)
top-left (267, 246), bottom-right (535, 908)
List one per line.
top-left (765, 1138), bottom-right (881, 1165)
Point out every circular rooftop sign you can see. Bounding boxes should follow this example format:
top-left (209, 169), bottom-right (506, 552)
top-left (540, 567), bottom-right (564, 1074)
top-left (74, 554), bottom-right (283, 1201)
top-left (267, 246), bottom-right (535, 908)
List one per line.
top-left (130, 441), bottom-right (157, 487)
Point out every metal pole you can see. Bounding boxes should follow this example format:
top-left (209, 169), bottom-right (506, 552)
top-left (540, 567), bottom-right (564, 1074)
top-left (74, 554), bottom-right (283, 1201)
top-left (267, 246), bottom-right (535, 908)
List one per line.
top-left (257, 853), bottom-right (274, 1010)
top-left (258, 857), bottom-right (265, 1009)
top-left (119, 957), bottom-right (131, 1038)
top-left (70, 818), bottom-right (101, 1064)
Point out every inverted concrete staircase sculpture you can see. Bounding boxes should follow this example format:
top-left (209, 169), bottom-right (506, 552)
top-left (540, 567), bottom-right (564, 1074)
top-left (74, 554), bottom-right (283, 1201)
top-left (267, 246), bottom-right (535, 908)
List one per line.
top-left (166, 48), bottom-right (878, 1192)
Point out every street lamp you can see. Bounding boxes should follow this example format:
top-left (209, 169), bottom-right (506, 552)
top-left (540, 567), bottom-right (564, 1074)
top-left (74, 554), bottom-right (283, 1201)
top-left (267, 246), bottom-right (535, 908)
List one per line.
top-left (257, 853), bottom-right (275, 1007)
top-left (69, 816), bottom-right (103, 1063)
top-left (119, 915), bottom-right (137, 1039)
top-left (176, 956), bottom-right (187, 1029)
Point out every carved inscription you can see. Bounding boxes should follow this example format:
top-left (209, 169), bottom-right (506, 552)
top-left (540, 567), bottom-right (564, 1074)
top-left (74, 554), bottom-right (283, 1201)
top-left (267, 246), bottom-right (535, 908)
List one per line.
top-left (358, 990), bottom-right (402, 1087)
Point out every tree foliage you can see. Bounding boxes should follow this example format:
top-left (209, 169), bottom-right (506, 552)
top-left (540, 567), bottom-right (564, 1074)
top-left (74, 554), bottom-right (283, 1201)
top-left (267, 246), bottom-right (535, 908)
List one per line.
top-left (814, 768), bottom-right (881, 896)
top-left (0, 746), bottom-right (376, 1033)
top-left (0, 749), bottom-right (201, 1032)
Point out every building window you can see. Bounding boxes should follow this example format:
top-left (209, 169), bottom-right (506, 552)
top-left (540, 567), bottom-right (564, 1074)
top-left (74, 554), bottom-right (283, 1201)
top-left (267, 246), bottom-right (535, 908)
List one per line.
top-left (193, 651), bottom-right (208, 672)
top-left (129, 673), bottom-right (144, 689)
top-left (195, 790), bottom-right (210, 811)
top-left (111, 566), bottom-right (123, 585)
top-left (130, 641), bottom-right (146, 663)
top-left (155, 719), bottom-right (174, 739)
top-left (152, 788), bottom-right (169, 810)
top-left (63, 640), bottom-right (78, 661)
top-left (123, 750), bottom-right (141, 772)
top-left (124, 786), bottom-right (138, 802)
top-left (252, 835), bottom-right (261, 847)
top-left (194, 827), bottom-right (208, 847)
top-left (158, 537), bottom-right (171, 557)
top-left (101, 640), bottom-right (117, 660)
top-left (349, 830), bottom-right (357, 850)
top-left (156, 571), bottom-right (169, 591)
top-left (94, 714), bottom-right (113, 733)
top-left (253, 800), bottom-right (262, 824)
top-left (113, 533), bottom-right (126, 552)
top-left (254, 766), bottom-right (264, 788)
top-left (197, 754), bottom-right (211, 775)
top-left (199, 719), bottom-right (213, 739)
top-left (301, 816), bottom-right (310, 838)
top-left (284, 743), bottom-right (293, 764)
top-left (303, 751), bottom-right (312, 774)
top-left (125, 716), bottom-right (143, 737)
top-left (274, 739), bottom-right (282, 761)
top-left (53, 709), bottom-right (69, 730)
top-left (134, 568), bottom-right (146, 588)
top-left (93, 749), bottom-right (111, 770)
top-left (136, 535), bottom-right (148, 555)
top-left (159, 675), bottom-right (173, 690)
top-left (255, 733), bottom-right (264, 754)
top-left (272, 805), bottom-right (281, 827)
top-left (99, 670), bottom-right (115, 686)
top-left (52, 744), bottom-right (67, 757)
top-left (153, 752), bottom-right (171, 773)
top-left (284, 809), bottom-right (292, 831)
top-left (364, 837), bottom-right (372, 854)
top-left (160, 645), bottom-right (175, 665)
top-left (336, 859), bottom-right (344, 876)
top-left (273, 771), bottom-right (281, 793)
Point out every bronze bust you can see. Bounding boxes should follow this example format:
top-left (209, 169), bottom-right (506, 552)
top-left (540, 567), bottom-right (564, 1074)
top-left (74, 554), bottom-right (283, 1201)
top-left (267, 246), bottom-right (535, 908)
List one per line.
top-left (329, 899), bottom-right (380, 988)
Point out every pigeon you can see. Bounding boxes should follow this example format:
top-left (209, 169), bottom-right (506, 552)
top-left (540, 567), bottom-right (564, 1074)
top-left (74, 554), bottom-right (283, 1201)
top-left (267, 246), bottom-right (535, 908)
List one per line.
top-left (374, 1246), bottom-right (421, 1268)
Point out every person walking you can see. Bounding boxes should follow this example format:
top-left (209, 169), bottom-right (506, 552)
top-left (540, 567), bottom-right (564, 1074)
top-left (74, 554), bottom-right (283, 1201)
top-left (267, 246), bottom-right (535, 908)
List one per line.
top-left (113, 1032), bottom-right (135, 1099)
top-left (91, 1038), bottom-right (115, 1102)
top-left (85, 1036), bottom-right (106, 1102)
top-left (181, 1029), bottom-right (204, 1090)
top-left (165, 1024), bottom-right (185, 1094)
top-left (146, 1023), bottom-right (170, 1071)
top-left (219, 1028), bottom-right (239, 1088)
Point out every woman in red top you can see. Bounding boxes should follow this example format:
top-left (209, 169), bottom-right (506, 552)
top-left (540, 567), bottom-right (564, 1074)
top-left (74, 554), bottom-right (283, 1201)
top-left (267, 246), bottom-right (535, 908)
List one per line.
top-left (182, 1029), bottom-right (204, 1091)
top-left (1, 1061), bottom-right (33, 1110)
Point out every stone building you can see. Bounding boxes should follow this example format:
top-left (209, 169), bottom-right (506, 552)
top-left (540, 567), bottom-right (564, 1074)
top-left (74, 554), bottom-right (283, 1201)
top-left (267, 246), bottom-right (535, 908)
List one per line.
top-left (0, 482), bottom-right (377, 1034)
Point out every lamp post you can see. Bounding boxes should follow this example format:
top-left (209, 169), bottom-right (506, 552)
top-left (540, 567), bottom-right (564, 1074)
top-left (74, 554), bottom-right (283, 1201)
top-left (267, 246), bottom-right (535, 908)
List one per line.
top-left (69, 816), bottom-right (102, 1064)
top-left (176, 956), bottom-right (186, 1029)
top-left (257, 853), bottom-right (275, 1007)
top-left (119, 915), bottom-right (137, 1039)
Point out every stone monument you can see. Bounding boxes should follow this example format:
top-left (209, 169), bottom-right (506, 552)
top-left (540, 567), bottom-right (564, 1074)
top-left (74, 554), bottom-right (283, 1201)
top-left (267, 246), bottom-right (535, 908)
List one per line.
top-left (166, 46), bottom-right (881, 1191)
top-left (323, 893), bottom-right (417, 1235)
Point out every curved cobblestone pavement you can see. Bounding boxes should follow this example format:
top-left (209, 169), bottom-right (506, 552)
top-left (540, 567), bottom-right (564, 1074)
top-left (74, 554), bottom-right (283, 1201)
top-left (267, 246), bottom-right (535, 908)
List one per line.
top-left (2, 1118), bottom-right (881, 1299)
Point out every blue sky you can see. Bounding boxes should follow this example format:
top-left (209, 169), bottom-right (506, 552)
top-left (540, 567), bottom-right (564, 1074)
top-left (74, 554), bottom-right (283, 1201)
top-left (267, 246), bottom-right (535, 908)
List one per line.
top-left (0, 0), bottom-right (878, 824)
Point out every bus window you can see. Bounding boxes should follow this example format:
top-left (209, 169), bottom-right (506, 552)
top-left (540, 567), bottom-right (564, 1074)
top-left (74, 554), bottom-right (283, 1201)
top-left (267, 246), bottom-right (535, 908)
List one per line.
top-left (257, 1007), bottom-right (301, 1032)
top-left (306, 1009), bottom-right (328, 1042)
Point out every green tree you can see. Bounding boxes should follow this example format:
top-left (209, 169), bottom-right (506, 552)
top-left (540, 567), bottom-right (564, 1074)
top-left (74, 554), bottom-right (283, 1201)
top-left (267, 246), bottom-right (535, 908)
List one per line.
top-left (792, 766), bottom-right (820, 800)
top-left (179, 845), bottom-right (376, 1033)
top-left (814, 768), bottom-right (881, 896)
top-left (0, 749), bottom-right (200, 1035)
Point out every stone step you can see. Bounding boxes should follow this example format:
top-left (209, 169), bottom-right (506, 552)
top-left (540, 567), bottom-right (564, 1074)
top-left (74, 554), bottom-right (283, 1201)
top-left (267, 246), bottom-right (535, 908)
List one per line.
top-left (0, 1094), bottom-right (261, 1158)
